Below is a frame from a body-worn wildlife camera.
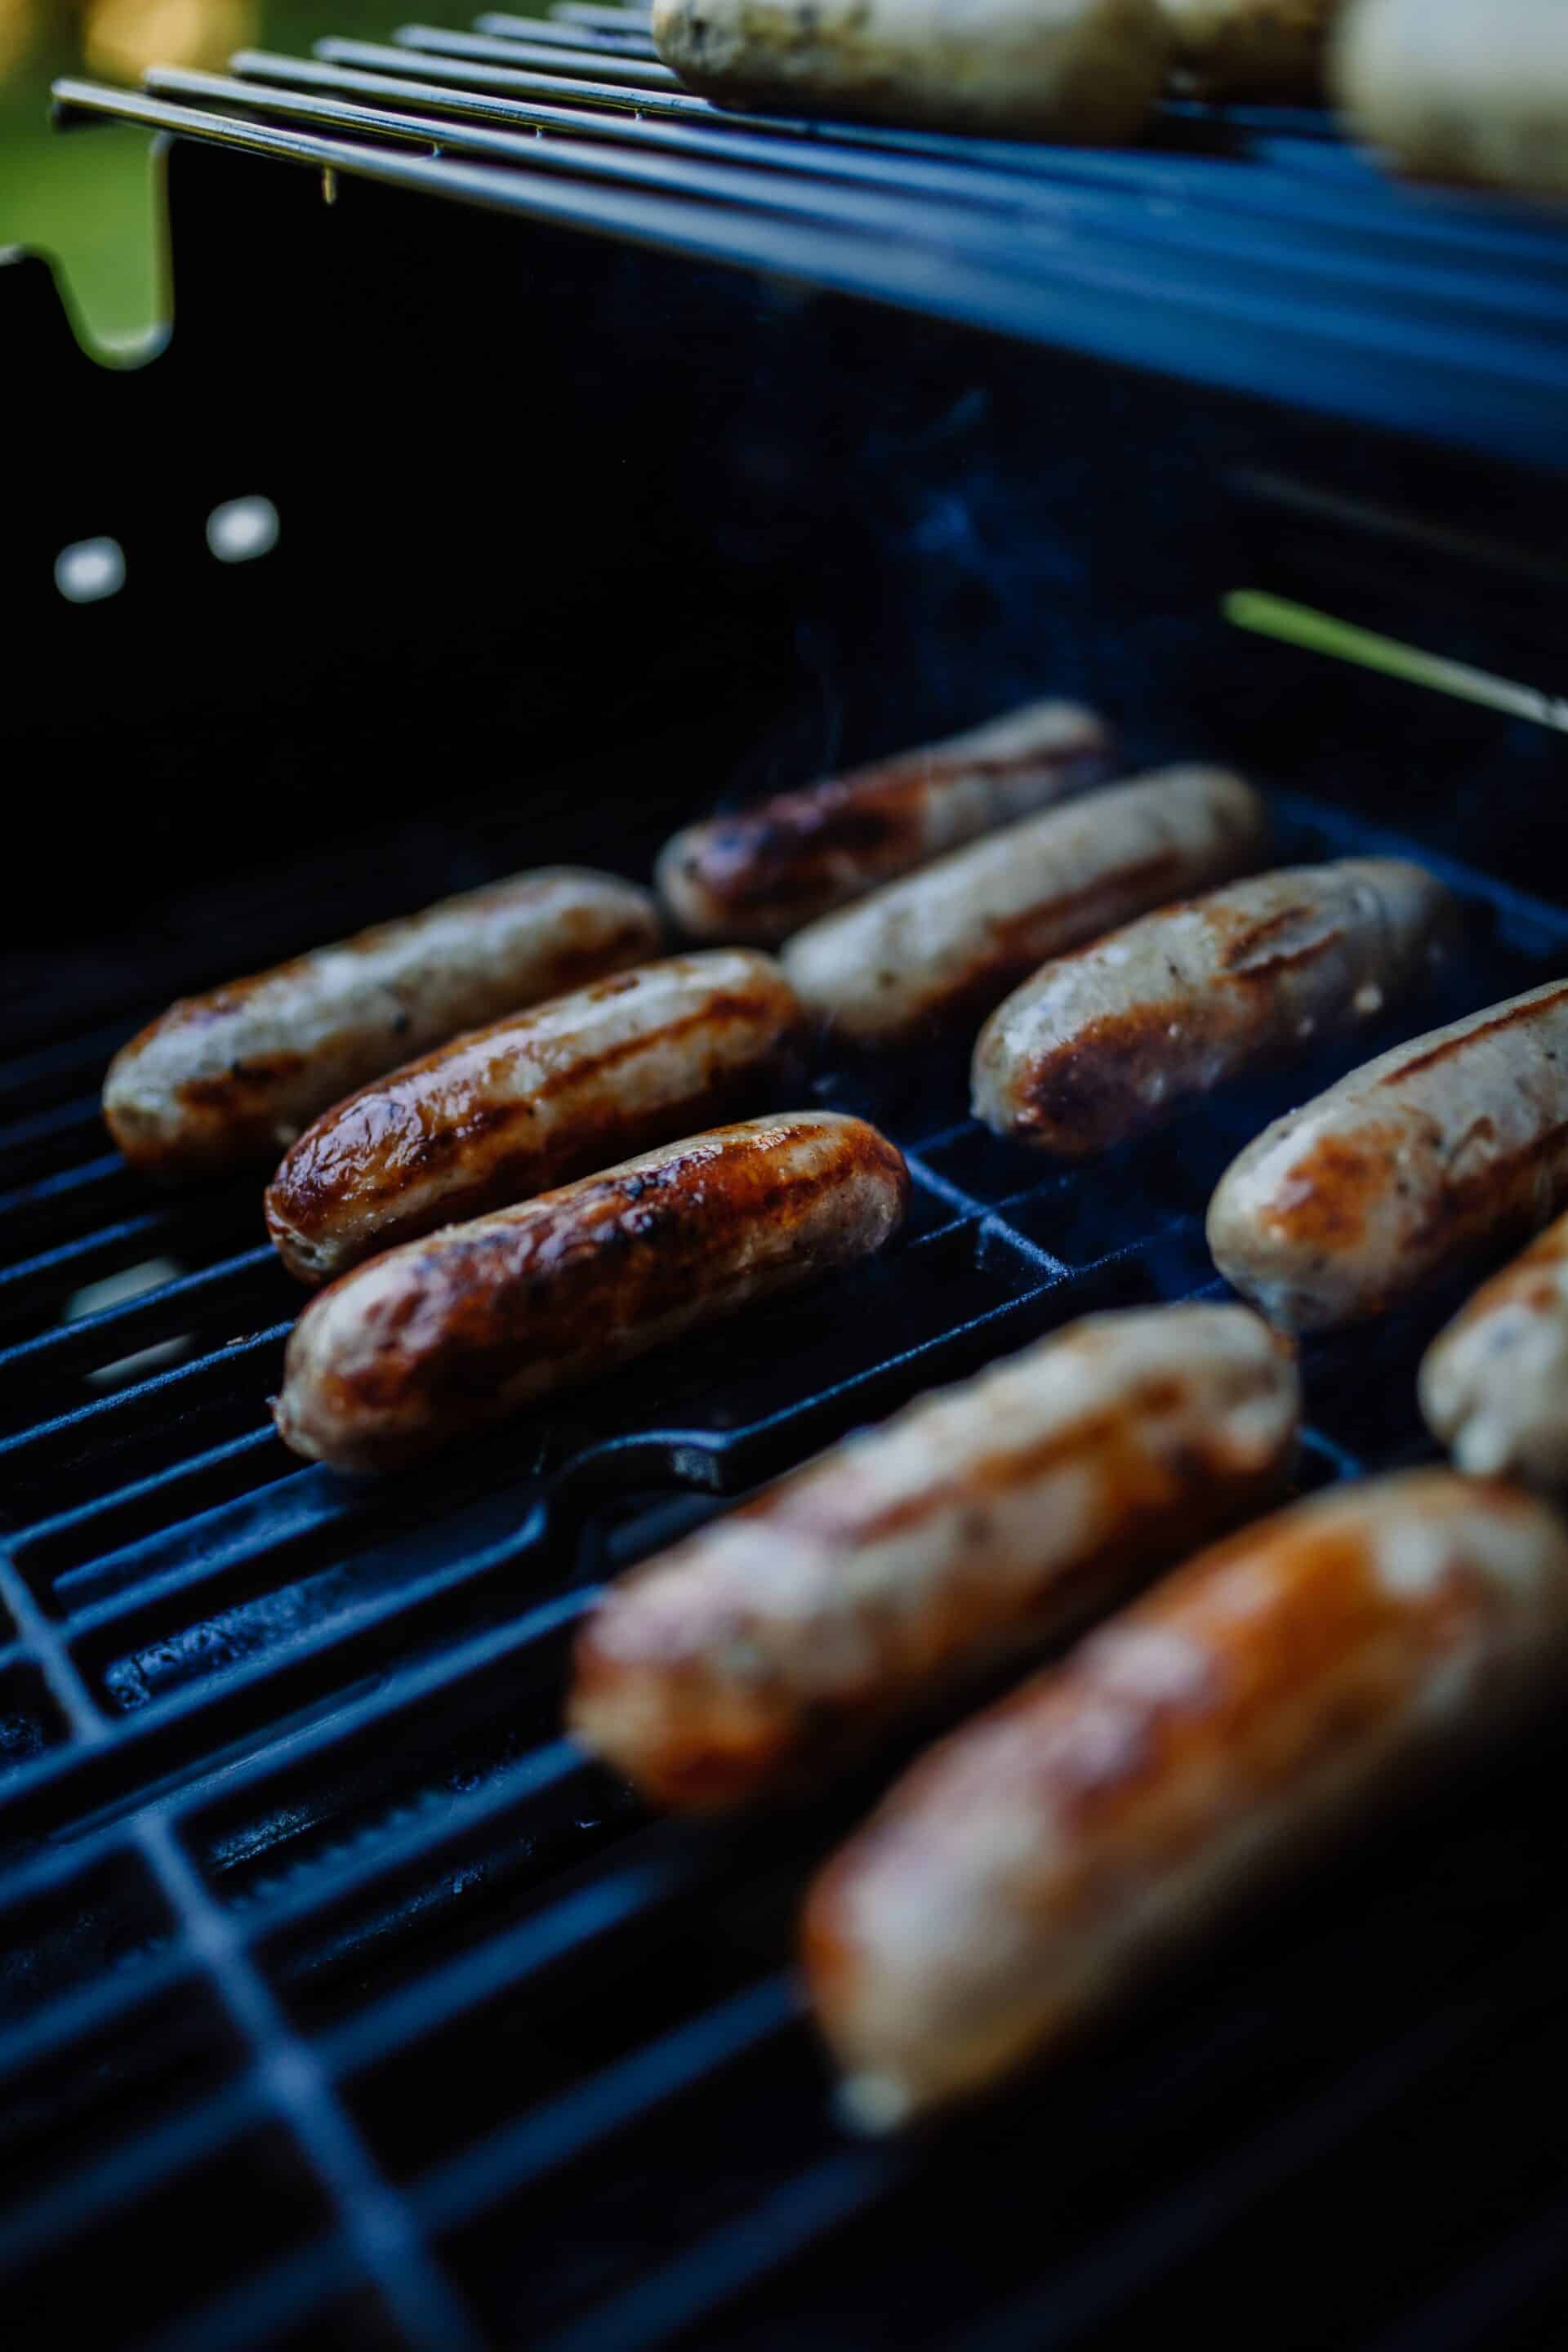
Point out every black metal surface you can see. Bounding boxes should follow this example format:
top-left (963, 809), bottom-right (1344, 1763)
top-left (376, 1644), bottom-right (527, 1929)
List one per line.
top-left (5, 12), bottom-right (1568, 2345)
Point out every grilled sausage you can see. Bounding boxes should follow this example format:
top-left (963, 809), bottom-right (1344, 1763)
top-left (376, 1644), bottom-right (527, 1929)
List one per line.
top-left (651, 0), bottom-right (1171, 140)
top-left (103, 870), bottom-right (662, 1183)
top-left (1207, 980), bottom-right (1568, 1332)
top-left (804, 1470), bottom-right (1568, 2126)
top-left (273, 1112), bottom-right (908, 1472)
top-left (1334, 0), bottom-right (1568, 201)
top-left (569, 1303), bottom-right (1298, 1809)
top-left (1420, 1210), bottom-right (1568, 1486)
top-left (972, 858), bottom-right (1453, 1157)
top-left (782, 767), bottom-right (1267, 1047)
top-left (265, 951), bottom-right (807, 1285)
top-left (656, 702), bottom-right (1113, 945)
top-left (1160, 0), bottom-right (1339, 97)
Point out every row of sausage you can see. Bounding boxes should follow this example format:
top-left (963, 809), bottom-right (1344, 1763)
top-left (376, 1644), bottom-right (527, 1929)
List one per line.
top-left (94, 694), bottom-right (1568, 2126)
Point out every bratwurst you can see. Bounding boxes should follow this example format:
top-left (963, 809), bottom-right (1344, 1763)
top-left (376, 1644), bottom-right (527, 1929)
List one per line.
top-left (972, 858), bottom-right (1452, 1156)
top-left (569, 1303), bottom-right (1298, 1808)
top-left (1208, 979), bottom-right (1568, 1331)
top-left (265, 950), bottom-right (806, 1284)
top-left (103, 869), bottom-right (661, 1183)
top-left (651, 0), bottom-right (1172, 142)
top-left (782, 766), bottom-right (1267, 1046)
top-left (804, 1471), bottom-right (1568, 2126)
top-left (274, 1112), bottom-right (908, 1472)
top-left (656, 701), bottom-right (1112, 944)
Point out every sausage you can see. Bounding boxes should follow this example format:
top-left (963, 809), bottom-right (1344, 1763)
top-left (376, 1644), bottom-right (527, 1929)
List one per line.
top-left (1420, 1209), bottom-right (1568, 1485)
top-left (972, 858), bottom-right (1453, 1157)
top-left (569, 1303), bottom-right (1298, 1808)
top-left (1207, 980), bottom-right (1568, 1333)
top-left (804, 1470), bottom-right (1568, 2126)
top-left (102, 870), bottom-right (662, 1183)
top-left (1333, 0), bottom-right (1568, 201)
top-left (273, 1111), bottom-right (908, 1473)
top-left (651, 0), bottom-right (1171, 140)
top-left (265, 950), bottom-right (807, 1285)
top-left (656, 702), bottom-right (1113, 945)
top-left (1159, 0), bottom-right (1339, 98)
top-left (782, 767), bottom-right (1267, 1048)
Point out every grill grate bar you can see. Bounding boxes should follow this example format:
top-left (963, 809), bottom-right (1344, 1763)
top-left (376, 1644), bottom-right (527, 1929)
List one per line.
top-left (134, 1814), bottom-right (483, 2352)
top-left (479, 10), bottom-right (659, 54)
top-left (393, 22), bottom-right (679, 89)
top-left (0, 1321), bottom-right (289, 1470)
top-left (0, 1244), bottom-right (283, 1396)
top-left (415, 1971), bottom-right (801, 2230)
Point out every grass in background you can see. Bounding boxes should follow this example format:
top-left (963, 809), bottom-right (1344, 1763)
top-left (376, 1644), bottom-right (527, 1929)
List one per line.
top-left (1, 1), bottom-right (519, 350)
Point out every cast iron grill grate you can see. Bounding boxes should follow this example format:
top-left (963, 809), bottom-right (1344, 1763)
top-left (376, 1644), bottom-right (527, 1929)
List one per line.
top-left (2, 769), bottom-right (1568, 2350)
top-left (49, 4), bottom-right (1568, 473)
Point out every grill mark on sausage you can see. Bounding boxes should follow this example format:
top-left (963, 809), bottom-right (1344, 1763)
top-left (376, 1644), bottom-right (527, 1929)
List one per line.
top-left (680, 733), bottom-right (1109, 919)
top-left (301, 1124), bottom-right (908, 1431)
top-left (1378, 983), bottom-right (1568, 1085)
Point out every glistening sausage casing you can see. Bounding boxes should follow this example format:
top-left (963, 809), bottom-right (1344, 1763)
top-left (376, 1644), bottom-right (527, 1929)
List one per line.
top-left (265, 950), bottom-right (807, 1284)
top-left (656, 701), bottom-right (1112, 943)
top-left (972, 858), bottom-right (1453, 1155)
top-left (569, 1303), bottom-right (1298, 1808)
top-left (1207, 979), bottom-right (1568, 1331)
top-left (273, 1112), bottom-right (909, 1472)
top-left (103, 868), bottom-right (662, 1183)
top-left (804, 1470), bottom-right (1568, 2127)
top-left (782, 767), bottom-right (1268, 1047)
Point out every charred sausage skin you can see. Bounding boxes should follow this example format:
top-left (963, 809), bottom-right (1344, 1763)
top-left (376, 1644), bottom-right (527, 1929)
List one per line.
top-left (656, 702), bottom-right (1112, 943)
top-left (569, 1303), bottom-right (1298, 1808)
top-left (265, 951), bottom-right (807, 1284)
top-left (103, 869), bottom-right (661, 1183)
top-left (274, 1112), bottom-right (909, 1473)
top-left (782, 767), bottom-right (1268, 1047)
top-left (973, 858), bottom-right (1453, 1156)
top-left (1207, 979), bottom-right (1568, 1331)
top-left (804, 1471), bottom-right (1568, 2127)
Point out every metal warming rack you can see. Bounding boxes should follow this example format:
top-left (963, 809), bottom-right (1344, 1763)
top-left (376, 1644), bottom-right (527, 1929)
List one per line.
top-left (4, 11), bottom-right (1568, 2347)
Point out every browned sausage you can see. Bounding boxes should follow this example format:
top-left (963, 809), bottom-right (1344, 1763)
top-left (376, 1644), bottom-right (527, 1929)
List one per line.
top-left (656, 702), bottom-right (1112, 943)
top-left (103, 869), bottom-right (661, 1183)
top-left (1208, 979), bottom-right (1568, 1331)
top-left (804, 1470), bottom-right (1568, 2127)
top-left (265, 950), bottom-right (806, 1284)
top-left (273, 1112), bottom-right (909, 1473)
top-left (972, 858), bottom-right (1453, 1156)
top-left (569, 1303), bottom-right (1298, 1808)
top-left (1419, 1209), bottom-right (1568, 1486)
top-left (782, 768), bottom-right (1268, 1047)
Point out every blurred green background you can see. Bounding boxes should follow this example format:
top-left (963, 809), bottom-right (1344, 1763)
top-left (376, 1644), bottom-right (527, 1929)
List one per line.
top-left (0, 1), bottom-right (527, 347)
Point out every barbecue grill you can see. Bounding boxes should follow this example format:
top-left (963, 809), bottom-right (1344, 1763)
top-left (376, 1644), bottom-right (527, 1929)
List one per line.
top-left (6, 11), bottom-right (1568, 2344)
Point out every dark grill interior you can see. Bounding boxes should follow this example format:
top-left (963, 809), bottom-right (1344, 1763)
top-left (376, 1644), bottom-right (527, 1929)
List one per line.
top-left (7, 11), bottom-right (1568, 2346)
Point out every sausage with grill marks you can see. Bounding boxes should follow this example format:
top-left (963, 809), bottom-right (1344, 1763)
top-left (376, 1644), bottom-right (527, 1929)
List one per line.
top-left (273, 1111), bottom-right (909, 1473)
top-left (972, 858), bottom-right (1453, 1156)
top-left (782, 767), bottom-right (1268, 1047)
top-left (1207, 980), bottom-right (1568, 1332)
top-left (265, 950), bottom-right (807, 1284)
top-left (656, 702), bottom-right (1113, 944)
top-left (804, 1470), bottom-right (1568, 2127)
top-left (651, 0), bottom-right (1172, 141)
top-left (103, 869), bottom-right (662, 1183)
top-left (1420, 1209), bottom-right (1568, 1486)
top-left (569, 1303), bottom-right (1298, 1809)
